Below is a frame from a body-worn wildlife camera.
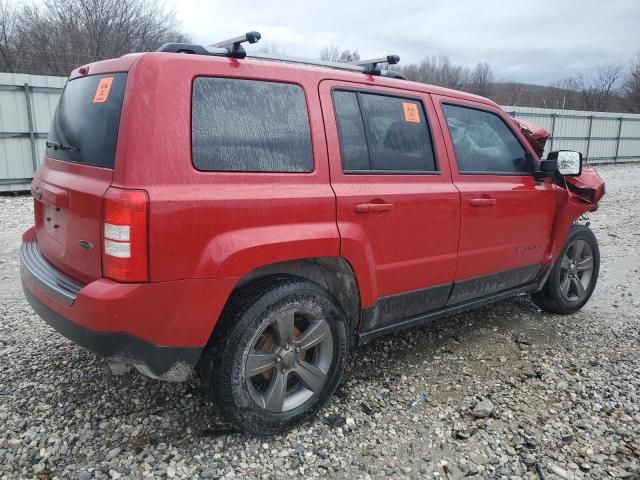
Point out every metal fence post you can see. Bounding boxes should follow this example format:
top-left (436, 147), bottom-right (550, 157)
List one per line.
top-left (585, 115), bottom-right (593, 164)
top-left (549, 113), bottom-right (557, 151)
top-left (613, 117), bottom-right (623, 164)
top-left (23, 82), bottom-right (38, 173)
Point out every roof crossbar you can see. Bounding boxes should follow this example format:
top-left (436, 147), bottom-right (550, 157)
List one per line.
top-left (350, 55), bottom-right (400, 75)
top-left (207, 31), bottom-right (262, 59)
top-left (248, 53), bottom-right (407, 79)
top-left (156, 34), bottom-right (406, 80)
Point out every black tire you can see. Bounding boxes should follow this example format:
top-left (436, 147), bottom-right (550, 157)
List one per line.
top-left (531, 224), bottom-right (600, 314)
top-left (200, 275), bottom-right (349, 435)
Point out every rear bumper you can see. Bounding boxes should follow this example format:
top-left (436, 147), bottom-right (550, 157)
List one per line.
top-left (23, 286), bottom-right (201, 381)
top-left (21, 238), bottom-right (83, 306)
top-left (20, 237), bottom-right (238, 381)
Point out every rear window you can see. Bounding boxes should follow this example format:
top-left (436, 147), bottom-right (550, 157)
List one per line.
top-left (192, 78), bottom-right (313, 173)
top-left (47, 73), bottom-right (127, 169)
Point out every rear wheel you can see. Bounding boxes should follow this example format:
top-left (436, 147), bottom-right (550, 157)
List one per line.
top-left (200, 275), bottom-right (348, 434)
top-left (531, 224), bottom-right (599, 314)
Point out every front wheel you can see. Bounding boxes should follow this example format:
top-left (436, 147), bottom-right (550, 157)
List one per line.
top-left (200, 275), bottom-right (348, 435)
top-left (531, 224), bottom-right (600, 314)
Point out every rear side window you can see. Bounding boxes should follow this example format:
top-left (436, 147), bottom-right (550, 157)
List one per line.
top-left (47, 73), bottom-right (127, 168)
top-left (192, 78), bottom-right (313, 172)
top-left (333, 91), bottom-right (369, 170)
top-left (333, 90), bottom-right (437, 173)
top-left (442, 104), bottom-right (530, 174)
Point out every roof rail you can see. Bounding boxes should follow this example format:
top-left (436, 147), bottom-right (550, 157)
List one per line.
top-left (157, 31), bottom-right (261, 59)
top-left (156, 43), bottom-right (216, 55)
top-left (207, 31), bottom-right (261, 59)
top-left (155, 34), bottom-right (406, 80)
top-left (350, 55), bottom-right (400, 75)
top-left (248, 52), bottom-right (407, 79)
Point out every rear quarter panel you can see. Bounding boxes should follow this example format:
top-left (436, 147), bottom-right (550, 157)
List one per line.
top-left (114, 54), bottom-right (339, 281)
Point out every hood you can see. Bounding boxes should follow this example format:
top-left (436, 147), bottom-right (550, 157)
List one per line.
top-left (511, 118), bottom-right (552, 157)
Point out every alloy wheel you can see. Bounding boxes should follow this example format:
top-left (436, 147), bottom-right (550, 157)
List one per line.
top-left (559, 238), bottom-right (594, 302)
top-left (245, 307), bottom-right (334, 413)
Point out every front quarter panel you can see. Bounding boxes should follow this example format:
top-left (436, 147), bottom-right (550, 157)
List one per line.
top-left (564, 167), bottom-right (606, 205)
top-left (547, 169), bottom-right (605, 264)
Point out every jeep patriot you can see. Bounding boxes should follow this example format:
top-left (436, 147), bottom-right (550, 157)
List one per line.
top-left (20, 33), bottom-right (605, 433)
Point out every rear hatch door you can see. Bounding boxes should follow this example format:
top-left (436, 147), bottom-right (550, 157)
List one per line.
top-left (33, 73), bottom-right (127, 284)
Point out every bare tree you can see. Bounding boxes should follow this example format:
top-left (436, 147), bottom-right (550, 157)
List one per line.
top-left (494, 82), bottom-right (529, 107)
top-left (547, 76), bottom-right (582, 109)
top-left (623, 52), bottom-right (640, 113)
top-left (577, 65), bottom-right (622, 111)
top-left (468, 61), bottom-right (494, 97)
top-left (0, 0), bottom-right (19, 71)
top-left (0, 0), bottom-right (189, 75)
top-left (319, 45), bottom-right (340, 62)
top-left (546, 66), bottom-right (622, 112)
top-left (401, 55), bottom-right (470, 90)
top-left (319, 45), bottom-right (359, 63)
top-left (338, 49), bottom-right (360, 63)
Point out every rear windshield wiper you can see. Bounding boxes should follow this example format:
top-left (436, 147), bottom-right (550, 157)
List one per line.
top-left (46, 140), bottom-right (80, 152)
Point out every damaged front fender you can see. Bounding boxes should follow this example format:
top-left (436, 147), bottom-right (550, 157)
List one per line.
top-left (546, 167), bottom-right (606, 267)
top-left (564, 167), bottom-right (606, 206)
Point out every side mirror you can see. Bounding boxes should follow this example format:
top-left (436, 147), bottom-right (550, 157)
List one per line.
top-left (547, 150), bottom-right (582, 176)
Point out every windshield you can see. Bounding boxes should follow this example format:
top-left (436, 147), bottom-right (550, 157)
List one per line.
top-left (47, 73), bottom-right (127, 168)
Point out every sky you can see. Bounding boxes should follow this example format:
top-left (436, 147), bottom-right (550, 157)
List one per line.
top-left (173, 0), bottom-right (640, 85)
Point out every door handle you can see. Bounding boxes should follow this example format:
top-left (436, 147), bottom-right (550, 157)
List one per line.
top-left (354, 202), bottom-right (394, 213)
top-left (469, 197), bottom-right (496, 207)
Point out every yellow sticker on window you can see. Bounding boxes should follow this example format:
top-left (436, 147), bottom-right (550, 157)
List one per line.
top-left (402, 102), bottom-right (420, 123)
top-left (93, 77), bottom-right (113, 103)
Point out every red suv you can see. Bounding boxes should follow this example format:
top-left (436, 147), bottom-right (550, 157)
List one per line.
top-left (21, 34), bottom-right (605, 434)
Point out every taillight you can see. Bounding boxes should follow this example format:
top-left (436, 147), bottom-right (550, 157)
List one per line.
top-left (102, 187), bottom-right (149, 282)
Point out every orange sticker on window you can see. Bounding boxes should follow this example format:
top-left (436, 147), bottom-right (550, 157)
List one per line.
top-left (402, 102), bottom-right (420, 123)
top-left (93, 77), bottom-right (113, 103)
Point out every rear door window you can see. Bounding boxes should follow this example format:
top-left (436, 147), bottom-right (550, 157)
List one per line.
top-left (442, 104), bottom-right (530, 174)
top-left (332, 91), bottom-right (370, 170)
top-left (47, 73), bottom-right (127, 169)
top-left (192, 78), bottom-right (313, 173)
top-left (333, 90), bottom-right (437, 173)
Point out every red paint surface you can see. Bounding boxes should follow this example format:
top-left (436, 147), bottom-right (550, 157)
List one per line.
top-left (432, 96), bottom-right (557, 280)
top-left (24, 53), bottom-right (604, 348)
top-left (319, 81), bottom-right (460, 306)
top-left (32, 161), bottom-right (112, 283)
top-left (511, 118), bottom-right (551, 157)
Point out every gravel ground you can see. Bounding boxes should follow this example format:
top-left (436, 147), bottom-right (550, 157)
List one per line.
top-left (1, 164), bottom-right (639, 480)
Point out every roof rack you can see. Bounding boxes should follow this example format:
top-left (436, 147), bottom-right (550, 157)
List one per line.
top-left (207, 31), bottom-right (261, 59)
top-left (248, 53), bottom-right (406, 79)
top-left (349, 55), bottom-right (400, 75)
top-left (156, 43), bottom-right (216, 55)
top-left (156, 32), bottom-right (406, 79)
top-left (157, 31), bottom-right (261, 59)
